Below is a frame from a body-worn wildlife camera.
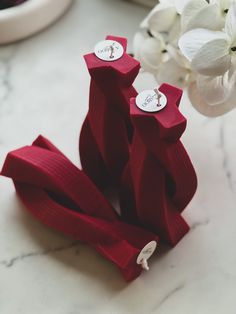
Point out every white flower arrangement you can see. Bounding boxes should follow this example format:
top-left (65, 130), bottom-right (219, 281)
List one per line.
top-left (134, 0), bottom-right (236, 116)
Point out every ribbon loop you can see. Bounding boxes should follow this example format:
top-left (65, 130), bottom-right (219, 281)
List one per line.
top-left (1, 135), bottom-right (158, 282)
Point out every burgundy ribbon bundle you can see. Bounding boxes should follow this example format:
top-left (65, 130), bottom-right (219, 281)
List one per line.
top-left (120, 84), bottom-right (197, 246)
top-left (1, 35), bottom-right (197, 281)
top-left (1, 135), bottom-right (158, 282)
top-left (79, 35), bottom-right (139, 188)
top-left (79, 35), bottom-right (197, 247)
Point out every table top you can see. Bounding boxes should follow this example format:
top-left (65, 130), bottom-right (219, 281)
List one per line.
top-left (1, 1), bottom-right (236, 313)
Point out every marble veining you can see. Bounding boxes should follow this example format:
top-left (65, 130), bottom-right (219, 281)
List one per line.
top-left (189, 218), bottom-right (210, 231)
top-left (0, 241), bottom-right (79, 268)
top-left (150, 283), bottom-right (186, 312)
top-left (219, 118), bottom-right (234, 192)
top-left (0, 46), bottom-right (15, 107)
top-left (1, 0), bottom-right (236, 313)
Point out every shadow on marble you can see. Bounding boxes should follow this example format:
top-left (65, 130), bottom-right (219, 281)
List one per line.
top-left (7, 191), bottom-right (175, 288)
top-left (10, 194), bottom-right (131, 291)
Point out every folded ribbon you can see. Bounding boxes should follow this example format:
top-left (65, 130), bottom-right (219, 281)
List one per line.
top-left (79, 35), bottom-right (139, 188)
top-left (120, 84), bottom-right (197, 246)
top-left (1, 135), bottom-right (158, 281)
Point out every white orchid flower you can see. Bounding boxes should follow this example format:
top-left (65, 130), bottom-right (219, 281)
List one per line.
top-left (181, 0), bottom-right (230, 32)
top-left (156, 58), bottom-right (189, 87)
top-left (188, 54), bottom-right (236, 115)
top-left (141, 1), bottom-right (177, 35)
top-left (188, 75), bottom-right (236, 116)
top-left (133, 0), bottom-right (236, 116)
top-left (156, 45), bottom-right (194, 87)
top-left (179, 2), bottom-right (236, 111)
top-left (179, 2), bottom-right (236, 77)
top-left (140, 0), bottom-right (190, 41)
top-left (133, 32), bottom-right (166, 73)
top-left (199, 70), bottom-right (234, 101)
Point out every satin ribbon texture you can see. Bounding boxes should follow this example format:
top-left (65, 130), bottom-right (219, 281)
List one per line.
top-left (120, 84), bottom-right (198, 246)
top-left (1, 135), bottom-right (158, 282)
top-left (79, 35), bottom-right (139, 188)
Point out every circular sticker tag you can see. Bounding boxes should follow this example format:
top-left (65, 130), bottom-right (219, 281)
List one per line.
top-left (137, 241), bottom-right (157, 270)
top-left (135, 89), bottom-right (167, 113)
top-left (94, 40), bottom-right (124, 62)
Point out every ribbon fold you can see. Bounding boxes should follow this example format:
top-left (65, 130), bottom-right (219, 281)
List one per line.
top-left (1, 135), bottom-right (158, 282)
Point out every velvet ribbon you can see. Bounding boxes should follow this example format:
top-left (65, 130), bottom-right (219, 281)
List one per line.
top-left (79, 35), bottom-right (139, 188)
top-left (120, 83), bottom-right (198, 246)
top-left (1, 135), bottom-right (158, 282)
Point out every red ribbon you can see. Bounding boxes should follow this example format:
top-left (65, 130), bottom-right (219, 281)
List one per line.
top-left (1, 35), bottom-right (197, 280)
top-left (79, 35), bottom-right (139, 188)
top-left (1, 135), bottom-right (158, 281)
top-left (120, 84), bottom-right (197, 246)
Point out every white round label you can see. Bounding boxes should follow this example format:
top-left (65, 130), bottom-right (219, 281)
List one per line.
top-left (137, 241), bottom-right (157, 270)
top-left (135, 89), bottom-right (167, 113)
top-left (94, 40), bottom-right (124, 62)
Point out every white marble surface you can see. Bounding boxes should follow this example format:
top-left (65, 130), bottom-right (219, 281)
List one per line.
top-left (1, 1), bottom-right (236, 313)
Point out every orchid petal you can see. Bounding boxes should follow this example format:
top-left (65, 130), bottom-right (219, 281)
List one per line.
top-left (188, 80), bottom-right (236, 116)
top-left (133, 33), bottom-right (164, 73)
top-left (168, 16), bottom-right (181, 45)
top-left (156, 58), bottom-right (189, 87)
top-left (160, 0), bottom-right (174, 4)
top-left (133, 32), bottom-right (144, 61)
top-left (141, 2), bottom-right (176, 32)
top-left (186, 4), bottom-right (224, 31)
top-left (181, 0), bottom-right (208, 31)
top-left (191, 38), bottom-right (231, 76)
top-left (225, 2), bottom-right (236, 42)
top-left (141, 38), bottom-right (164, 71)
top-left (228, 57), bottom-right (236, 79)
top-left (174, 0), bottom-right (191, 14)
top-left (196, 74), bottom-right (232, 105)
top-left (218, 0), bottom-right (234, 11)
top-left (167, 44), bottom-right (191, 68)
top-left (140, 3), bottom-right (159, 29)
top-left (147, 5), bottom-right (177, 34)
top-left (179, 29), bottom-right (226, 61)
